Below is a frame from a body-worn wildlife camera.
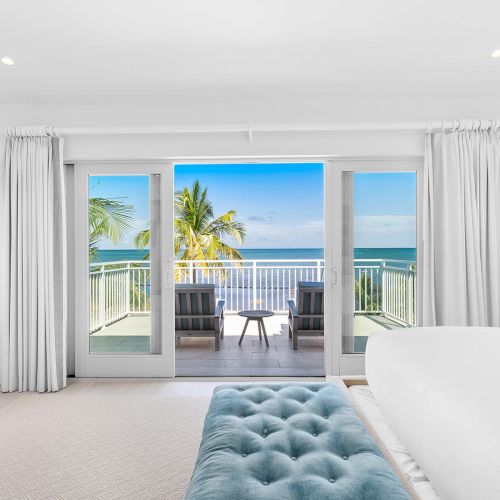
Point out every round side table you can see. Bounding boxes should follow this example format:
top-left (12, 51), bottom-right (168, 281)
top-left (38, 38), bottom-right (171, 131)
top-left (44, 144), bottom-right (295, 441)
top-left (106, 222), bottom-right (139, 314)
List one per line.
top-left (237, 310), bottom-right (274, 348)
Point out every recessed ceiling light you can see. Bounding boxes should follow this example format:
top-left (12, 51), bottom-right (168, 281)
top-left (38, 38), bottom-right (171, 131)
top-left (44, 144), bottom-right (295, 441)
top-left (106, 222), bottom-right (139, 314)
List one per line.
top-left (1, 56), bottom-right (14, 65)
top-left (491, 49), bottom-right (500, 58)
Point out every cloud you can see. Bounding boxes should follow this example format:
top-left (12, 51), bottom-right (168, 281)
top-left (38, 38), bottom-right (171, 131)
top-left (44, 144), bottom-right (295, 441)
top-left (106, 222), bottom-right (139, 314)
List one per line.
top-left (354, 215), bottom-right (416, 247)
top-left (247, 212), bottom-right (275, 225)
top-left (237, 219), bottom-right (324, 248)
top-left (95, 214), bottom-right (415, 251)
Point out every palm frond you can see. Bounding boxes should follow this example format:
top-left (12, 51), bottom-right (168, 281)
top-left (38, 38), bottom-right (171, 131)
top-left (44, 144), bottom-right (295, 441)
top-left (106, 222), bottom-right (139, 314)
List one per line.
top-left (88, 197), bottom-right (135, 260)
top-left (134, 229), bottom-right (150, 249)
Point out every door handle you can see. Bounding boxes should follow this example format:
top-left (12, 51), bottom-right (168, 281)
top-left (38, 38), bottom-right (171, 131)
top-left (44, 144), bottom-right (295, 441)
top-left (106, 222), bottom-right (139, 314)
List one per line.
top-left (331, 268), bottom-right (338, 287)
top-left (164, 259), bottom-right (174, 290)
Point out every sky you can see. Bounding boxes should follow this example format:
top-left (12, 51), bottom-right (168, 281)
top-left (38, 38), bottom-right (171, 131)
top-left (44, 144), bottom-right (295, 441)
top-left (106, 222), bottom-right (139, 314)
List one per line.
top-left (353, 172), bottom-right (416, 248)
top-left (89, 164), bottom-right (416, 249)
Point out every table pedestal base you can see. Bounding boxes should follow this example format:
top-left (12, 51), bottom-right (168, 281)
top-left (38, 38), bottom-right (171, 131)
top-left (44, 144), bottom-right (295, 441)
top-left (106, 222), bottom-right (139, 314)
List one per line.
top-left (238, 317), bottom-right (270, 348)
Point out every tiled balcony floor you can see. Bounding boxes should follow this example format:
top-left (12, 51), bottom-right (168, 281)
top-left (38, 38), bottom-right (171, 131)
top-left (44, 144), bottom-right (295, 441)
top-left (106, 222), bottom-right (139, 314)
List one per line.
top-left (90, 313), bottom-right (402, 376)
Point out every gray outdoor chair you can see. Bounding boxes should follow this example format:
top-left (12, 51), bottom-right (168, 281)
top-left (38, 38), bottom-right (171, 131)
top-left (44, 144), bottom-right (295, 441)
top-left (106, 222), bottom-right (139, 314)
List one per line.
top-left (175, 284), bottom-right (225, 351)
top-left (287, 281), bottom-right (324, 350)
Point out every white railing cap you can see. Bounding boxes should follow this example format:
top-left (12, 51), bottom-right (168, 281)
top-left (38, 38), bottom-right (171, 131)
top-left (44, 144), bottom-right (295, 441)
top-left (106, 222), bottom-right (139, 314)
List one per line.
top-left (90, 257), bottom-right (416, 267)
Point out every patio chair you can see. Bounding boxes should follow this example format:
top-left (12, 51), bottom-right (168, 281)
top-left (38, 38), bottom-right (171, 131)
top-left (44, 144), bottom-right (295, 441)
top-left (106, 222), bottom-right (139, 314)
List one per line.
top-left (175, 284), bottom-right (225, 351)
top-left (287, 281), bottom-right (324, 350)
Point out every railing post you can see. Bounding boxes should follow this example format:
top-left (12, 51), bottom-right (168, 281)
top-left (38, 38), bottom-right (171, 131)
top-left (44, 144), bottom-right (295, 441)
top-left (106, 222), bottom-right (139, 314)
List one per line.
top-left (407, 265), bottom-right (413, 325)
top-left (316, 259), bottom-right (321, 281)
top-left (99, 265), bottom-right (106, 329)
top-left (189, 260), bottom-right (194, 284)
top-left (125, 262), bottom-right (131, 316)
top-left (410, 271), bottom-right (413, 325)
top-left (252, 260), bottom-right (257, 309)
top-left (412, 269), bottom-right (416, 325)
top-left (381, 260), bottom-right (386, 316)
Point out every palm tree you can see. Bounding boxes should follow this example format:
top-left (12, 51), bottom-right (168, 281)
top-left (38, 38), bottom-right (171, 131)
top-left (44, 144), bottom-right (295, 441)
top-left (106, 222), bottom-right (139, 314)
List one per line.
top-left (135, 180), bottom-right (246, 281)
top-left (89, 197), bottom-right (135, 261)
top-left (355, 271), bottom-right (381, 312)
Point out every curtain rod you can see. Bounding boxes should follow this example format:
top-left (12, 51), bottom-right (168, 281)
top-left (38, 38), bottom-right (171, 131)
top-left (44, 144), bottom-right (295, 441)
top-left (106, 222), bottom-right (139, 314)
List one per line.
top-left (8, 121), bottom-right (497, 138)
top-left (59, 122), bottom-right (431, 135)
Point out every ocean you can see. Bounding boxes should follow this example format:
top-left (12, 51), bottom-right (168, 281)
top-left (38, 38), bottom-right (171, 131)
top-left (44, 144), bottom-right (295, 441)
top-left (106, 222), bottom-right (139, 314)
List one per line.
top-left (94, 247), bottom-right (416, 263)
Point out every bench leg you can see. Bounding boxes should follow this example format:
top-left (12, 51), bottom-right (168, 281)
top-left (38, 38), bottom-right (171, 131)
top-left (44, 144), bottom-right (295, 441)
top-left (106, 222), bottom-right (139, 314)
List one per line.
top-left (258, 321), bottom-right (262, 341)
top-left (292, 332), bottom-right (298, 350)
top-left (215, 333), bottom-right (220, 351)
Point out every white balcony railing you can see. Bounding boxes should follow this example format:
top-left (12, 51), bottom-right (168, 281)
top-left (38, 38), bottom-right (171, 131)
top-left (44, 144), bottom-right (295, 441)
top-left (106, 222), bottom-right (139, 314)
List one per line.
top-left (354, 260), bottom-right (416, 326)
top-left (88, 258), bottom-right (416, 333)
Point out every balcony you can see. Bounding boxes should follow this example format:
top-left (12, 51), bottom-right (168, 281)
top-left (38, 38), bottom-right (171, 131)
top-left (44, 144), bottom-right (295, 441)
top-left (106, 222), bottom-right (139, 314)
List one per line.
top-left (89, 258), bottom-right (416, 375)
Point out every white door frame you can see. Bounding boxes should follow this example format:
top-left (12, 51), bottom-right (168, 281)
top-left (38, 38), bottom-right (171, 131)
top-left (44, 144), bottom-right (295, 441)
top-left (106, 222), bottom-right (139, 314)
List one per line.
top-left (74, 162), bottom-right (175, 377)
top-left (325, 158), bottom-right (423, 376)
top-left (71, 155), bottom-right (422, 378)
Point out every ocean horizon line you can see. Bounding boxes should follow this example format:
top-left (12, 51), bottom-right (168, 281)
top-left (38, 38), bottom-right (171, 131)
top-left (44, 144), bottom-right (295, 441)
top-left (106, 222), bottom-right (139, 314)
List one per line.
top-left (97, 246), bottom-right (416, 251)
top-left (94, 247), bottom-right (417, 263)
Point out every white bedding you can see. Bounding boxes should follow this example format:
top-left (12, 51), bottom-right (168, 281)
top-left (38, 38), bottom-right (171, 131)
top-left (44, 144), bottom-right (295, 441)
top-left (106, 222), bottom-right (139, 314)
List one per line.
top-left (366, 326), bottom-right (500, 500)
top-left (349, 385), bottom-right (440, 500)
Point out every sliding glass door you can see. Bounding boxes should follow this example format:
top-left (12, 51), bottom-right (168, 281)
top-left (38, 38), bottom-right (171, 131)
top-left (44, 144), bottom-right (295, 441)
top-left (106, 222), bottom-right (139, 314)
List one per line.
top-left (73, 157), bottom-right (420, 378)
top-left (343, 170), bottom-right (417, 354)
top-left (325, 159), bottom-right (422, 376)
top-left (75, 163), bottom-right (174, 377)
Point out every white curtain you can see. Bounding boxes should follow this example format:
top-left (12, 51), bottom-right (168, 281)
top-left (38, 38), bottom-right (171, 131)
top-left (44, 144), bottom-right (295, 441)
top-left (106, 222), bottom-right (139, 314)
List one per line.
top-left (0, 126), bottom-right (67, 392)
top-left (423, 120), bottom-right (500, 327)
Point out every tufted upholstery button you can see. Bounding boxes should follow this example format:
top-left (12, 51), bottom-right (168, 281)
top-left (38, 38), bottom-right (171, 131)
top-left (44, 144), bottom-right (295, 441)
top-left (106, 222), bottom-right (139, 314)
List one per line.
top-left (262, 481), bottom-right (268, 486)
top-left (281, 417), bottom-right (287, 421)
top-left (342, 455), bottom-right (348, 460)
top-left (324, 415), bottom-right (329, 419)
top-left (241, 453), bottom-right (247, 457)
top-left (291, 456), bottom-right (297, 461)
top-left (329, 478), bottom-right (336, 483)
top-left (312, 433), bottom-right (318, 437)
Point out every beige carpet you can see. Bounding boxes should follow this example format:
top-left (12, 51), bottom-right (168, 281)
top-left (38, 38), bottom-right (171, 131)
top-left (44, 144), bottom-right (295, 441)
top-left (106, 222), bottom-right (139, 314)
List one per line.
top-left (0, 381), bottom-right (213, 500)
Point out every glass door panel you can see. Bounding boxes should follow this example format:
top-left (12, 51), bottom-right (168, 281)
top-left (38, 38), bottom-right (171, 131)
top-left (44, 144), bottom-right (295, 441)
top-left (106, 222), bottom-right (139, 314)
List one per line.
top-left (88, 175), bottom-right (160, 354)
top-left (342, 172), bottom-right (417, 354)
top-left (75, 163), bottom-right (174, 378)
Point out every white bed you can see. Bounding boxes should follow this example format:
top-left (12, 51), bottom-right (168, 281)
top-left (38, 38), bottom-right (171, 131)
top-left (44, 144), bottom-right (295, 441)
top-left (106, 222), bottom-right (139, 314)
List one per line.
top-left (349, 384), bottom-right (439, 500)
top-left (363, 326), bottom-right (500, 500)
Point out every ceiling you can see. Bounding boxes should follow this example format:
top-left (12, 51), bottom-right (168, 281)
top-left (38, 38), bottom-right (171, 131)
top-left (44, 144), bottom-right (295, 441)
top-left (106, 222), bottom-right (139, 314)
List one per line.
top-left (1, 0), bottom-right (500, 104)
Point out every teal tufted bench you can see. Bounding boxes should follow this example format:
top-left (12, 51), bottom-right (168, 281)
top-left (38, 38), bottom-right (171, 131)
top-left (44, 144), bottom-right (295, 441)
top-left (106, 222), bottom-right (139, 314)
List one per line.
top-left (186, 383), bottom-right (410, 500)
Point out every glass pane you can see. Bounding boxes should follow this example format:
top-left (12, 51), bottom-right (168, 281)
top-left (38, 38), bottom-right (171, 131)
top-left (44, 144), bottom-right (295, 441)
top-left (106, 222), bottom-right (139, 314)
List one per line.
top-left (343, 172), bottom-right (417, 353)
top-left (88, 175), bottom-right (159, 354)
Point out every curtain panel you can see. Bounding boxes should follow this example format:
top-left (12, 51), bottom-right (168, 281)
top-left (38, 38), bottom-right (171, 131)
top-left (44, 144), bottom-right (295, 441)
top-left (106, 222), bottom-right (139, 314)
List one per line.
top-left (0, 126), bottom-right (67, 392)
top-left (423, 120), bottom-right (500, 327)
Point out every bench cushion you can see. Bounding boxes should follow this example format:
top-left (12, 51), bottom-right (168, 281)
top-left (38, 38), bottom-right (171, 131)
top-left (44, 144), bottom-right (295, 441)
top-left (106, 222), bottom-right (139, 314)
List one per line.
top-left (186, 383), bottom-right (409, 500)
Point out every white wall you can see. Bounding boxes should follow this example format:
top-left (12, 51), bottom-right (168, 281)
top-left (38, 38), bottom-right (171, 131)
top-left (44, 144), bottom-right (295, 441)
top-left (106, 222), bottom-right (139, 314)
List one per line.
top-left (2, 94), bottom-right (500, 160)
top-left (2, 94), bottom-right (500, 376)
